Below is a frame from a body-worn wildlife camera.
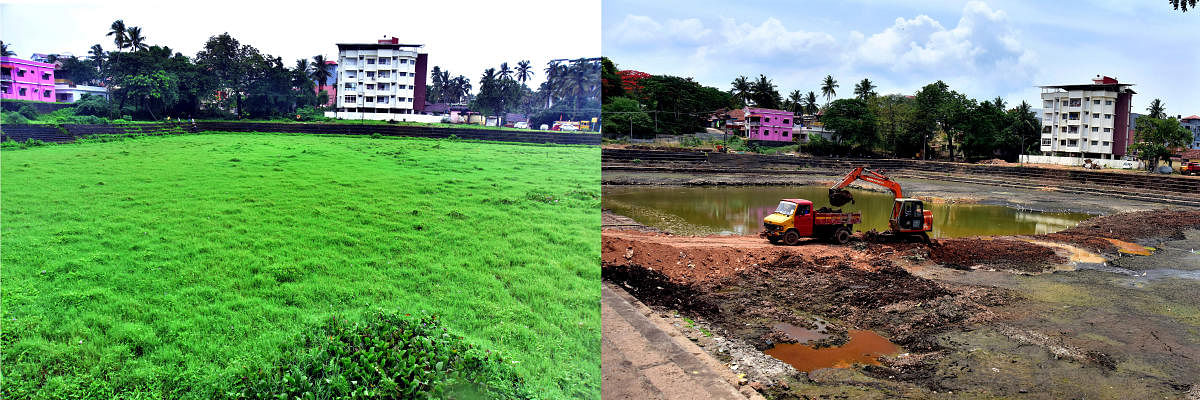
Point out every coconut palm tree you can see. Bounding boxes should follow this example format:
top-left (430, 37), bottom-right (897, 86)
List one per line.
top-left (107, 20), bottom-right (128, 50)
top-left (853, 78), bottom-right (876, 100)
top-left (730, 75), bottom-right (751, 107)
top-left (820, 75), bottom-right (838, 106)
top-left (515, 60), bottom-right (534, 87)
top-left (803, 91), bottom-right (819, 115)
top-left (309, 55), bottom-right (332, 89)
top-left (788, 90), bottom-right (804, 114)
top-left (1147, 98), bottom-right (1166, 118)
top-left (1, 41), bottom-right (15, 56)
top-left (126, 26), bottom-right (147, 51)
top-left (1170, 0), bottom-right (1196, 11)
top-left (88, 44), bottom-right (105, 67)
top-left (498, 62), bottom-right (513, 81)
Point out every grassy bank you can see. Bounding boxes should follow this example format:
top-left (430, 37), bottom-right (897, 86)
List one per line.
top-left (1, 133), bottom-right (600, 398)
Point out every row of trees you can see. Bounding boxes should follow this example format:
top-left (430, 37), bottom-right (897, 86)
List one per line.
top-left (46, 20), bottom-right (339, 120)
top-left (601, 58), bottom-right (732, 138)
top-left (426, 58), bottom-right (600, 127)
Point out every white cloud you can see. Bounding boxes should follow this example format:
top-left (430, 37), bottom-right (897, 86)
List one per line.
top-left (607, 15), bottom-right (711, 46)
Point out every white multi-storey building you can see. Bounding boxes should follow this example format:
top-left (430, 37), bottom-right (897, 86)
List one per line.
top-left (327, 37), bottom-right (427, 121)
top-left (1037, 76), bottom-right (1136, 160)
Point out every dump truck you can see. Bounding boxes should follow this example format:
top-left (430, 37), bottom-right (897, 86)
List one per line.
top-left (761, 198), bottom-right (862, 245)
top-left (1181, 161), bottom-right (1200, 176)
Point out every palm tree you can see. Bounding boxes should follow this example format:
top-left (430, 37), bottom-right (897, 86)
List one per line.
top-left (515, 60), bottom-right (534, 86)
top-left (1010, 100), bottom-right (1038, 155)
top-left (309, 55), bottom-right (332, 89)
top-left (803, 91), bottom-right (819, 115)
top-left (730, 76), bottom-right (751, 107)
top-left (750, 74), bottom-right (778, 109)
top-left (853, 78), bottom-right (876, 100)
top-left (820, 75), bottom-right (838, 106)
top-left (498, 62), bottom-right (513, 81)
top-left (993, 96), bottom-right (1006, 111)
top-left (126, 26), bottom-right (147, 51)
top-left (788, 90), bottom-right (804, 114)
top-left (1, 41), bottom-right (15, 56)
top-left (88, 44), bottom-right (105, 67)
top-left (1170, 0), bottom-right (1196, 11)
top-left (1147, 98), bottom-right (1166, 118)
top-left (107, 20), bottom-right (128, 50)
top-left (451, 75), bottom-right (471, 103)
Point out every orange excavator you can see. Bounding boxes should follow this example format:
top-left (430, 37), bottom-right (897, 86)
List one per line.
top-left (828, 167), bottom-right (933, 242)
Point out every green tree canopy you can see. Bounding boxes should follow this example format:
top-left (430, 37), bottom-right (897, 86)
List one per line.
top-left (821, 98), bottom-right (878, 151)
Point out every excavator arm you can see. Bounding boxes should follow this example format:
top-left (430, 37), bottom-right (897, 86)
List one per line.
top-left (828, 167), bottom-right (904, 206)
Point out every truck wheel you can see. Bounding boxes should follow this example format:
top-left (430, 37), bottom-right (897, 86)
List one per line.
top-left (783, 230), bottom-right (801, 246)
top-left (833, 228), bottom-right (851, 245)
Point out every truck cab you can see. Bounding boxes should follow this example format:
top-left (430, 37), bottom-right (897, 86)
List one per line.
top-left (762, 199), bottom-right (860, 245)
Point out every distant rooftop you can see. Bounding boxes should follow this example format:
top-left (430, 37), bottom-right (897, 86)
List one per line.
top-left (336, 37), bottom-right (423, 51)
top-left (1039, 75), bottom-right (1136, 94)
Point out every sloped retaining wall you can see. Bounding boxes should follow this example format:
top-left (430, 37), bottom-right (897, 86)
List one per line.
top-left (195, 122), bottom-right (600, 145)
top-left (1, 122), bottom-right (600, 146)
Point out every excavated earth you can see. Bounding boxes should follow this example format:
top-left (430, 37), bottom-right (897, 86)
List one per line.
top-left (602, 210), bottom-right (1200, 398)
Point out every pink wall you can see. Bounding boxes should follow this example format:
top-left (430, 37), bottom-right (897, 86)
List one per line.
top-left (745, 107), bottom-right (796, 142)
top-left (1, 57), bottom-right (56, 102)
top-left (315, 84), bottom-right (338, 107)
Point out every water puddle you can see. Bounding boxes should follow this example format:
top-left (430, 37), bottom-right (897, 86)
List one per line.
top-left (603, 185), bottom-right (1094, 237)
top-left (772, 320), bottom-right (832, 343)
top-left (1104, 238), bottom-right (1154, 256)
top-left (764, 329), bottom-right (900, 373)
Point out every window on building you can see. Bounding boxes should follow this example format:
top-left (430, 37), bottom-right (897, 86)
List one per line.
top-left (408, 85), bottom-right (415, 89)
top-left (1059, 140), bottom-right (1066, 145)
top-left (1043, 126), bottom-right (1052, 133)
top-left (1093, 113), bottom-right (1099, 118)
top-left (1093, 100), bottom-right (1101, 105)
top-left (347, 72), bottom-right (356, 79)
top-left (398, 72), bottom-right (407, 77)
top-left (1091, 140), bottom-right (1098, 145)
top-left (379, 71), bottom-right (390, 78)
top-left (1061, 100), bottom-right (1069, 106)
top-left (19, 88), bottom-right (27, 96)
top-left (1104, 128), bottom-right (1111, 132)
top-left (42, 73), bottom-right (51, 80)
top-left (344, 83), bottom-right (355, 89)
top-left (367, 71), bottom-right (375, 78)
top-left (1103, 141), bottom-right (1110, 146)
top-left (1105, 100), bottom-right (1113, 105)
top-left (377, 96), bottom-right (389, 104)
top-left (379, 58), bottom-right (390, 65)
top-left (366, 84), bottom-right (375, 90)
top-left (1104, 114), bottom-right (1112, 119)
top-left (1042, 138), bottom-right (1052, 146)
top-left (17, 69), bottom-right (25, 77)
top-left (1068, 139), bottom-right (1078, 146)
top-left (43, 90), bottom-right (50, 97)
top-left (344, 95), bottom-right (356, 102)
top-left (783, 118), bottom-right (790, 125)
top-left (1069, 112), bottom-right (1079, 120)
top-left (400, 59), bottom-right (408, 64)
top-left (365, 96), bottom-right (373, 103)
top-left (1092, 127), bottom-right (1099, 132)
top-left (1061, 114), bottom-right (1068, 120)
top-left (1069, 98), bottom-right (1081, 107)
top-left (378, 83), bottom-right (388, 90)
top-left (366, 58), bottom-right (376, 65)
top-left (1069, 126), bottom-right (1079, 133)
top-left (1061, 127), bottom-right (1067, 132)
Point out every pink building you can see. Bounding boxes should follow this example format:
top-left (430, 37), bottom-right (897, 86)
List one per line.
top-left (745, 107), bottom-right (795, 142)
top-left (314, 60), bottom-right (338, 107)
top-left (1, 57), bottom-right (56, 102)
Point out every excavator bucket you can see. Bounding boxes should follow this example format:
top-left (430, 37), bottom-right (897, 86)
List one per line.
top-left (829, 188), bottom-right (854, 207)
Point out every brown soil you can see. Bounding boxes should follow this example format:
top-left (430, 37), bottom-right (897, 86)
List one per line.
top-left (929, 238), bottom-right (1066, 272)
top-left (602, 230), bottom-right (1010, 353)
top-left (1041, 210), bottom-right (1200, 252)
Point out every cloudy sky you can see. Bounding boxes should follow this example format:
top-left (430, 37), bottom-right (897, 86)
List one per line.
top-left (1, 0), bottom-right (600, 91)
top-left (603, 0), bottom-right (1200, 116)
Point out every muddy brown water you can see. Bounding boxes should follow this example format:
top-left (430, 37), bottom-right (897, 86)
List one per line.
top-left (603, 185), bottom-right (1095, 238)
top-left (765, 330), bottom-right (901, 373)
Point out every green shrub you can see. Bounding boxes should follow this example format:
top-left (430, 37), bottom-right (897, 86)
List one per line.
top-left (16, 105), bottom-right (39, 120)
top-left (233, 312), bottom-right (528, 399)
top-left (73, 94), bottom-right (118, 119)
top-left (295, 106), bottom-right (332, 122)
top-left (2, 110), bottom-right (31, 124)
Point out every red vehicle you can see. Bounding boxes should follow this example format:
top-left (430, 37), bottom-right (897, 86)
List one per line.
top-left (828, 167), bottom-right (933, 242)
top-left (1181, 162), bottom-right (1200, 176)
top-left (761, 198), bottom-right (862, 245)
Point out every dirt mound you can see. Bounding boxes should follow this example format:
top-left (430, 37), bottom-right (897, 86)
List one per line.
top-left (929, 238), bottom-right (1066, 272)
top-left (977, 158), bottom-right (1010, 165)
top-left (1045, 210), bottom-right (1200, 251)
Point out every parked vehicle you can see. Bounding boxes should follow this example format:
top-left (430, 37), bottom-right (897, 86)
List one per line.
top-left (761, 199), bottom-right (861, 245)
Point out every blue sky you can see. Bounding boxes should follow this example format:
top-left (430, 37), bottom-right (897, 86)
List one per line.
top-left (603, 0), bottom-right (1200, 116)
